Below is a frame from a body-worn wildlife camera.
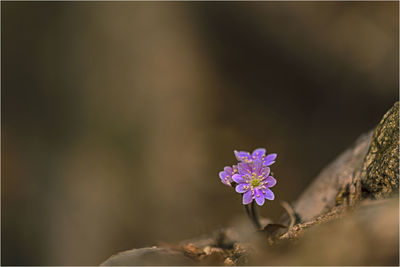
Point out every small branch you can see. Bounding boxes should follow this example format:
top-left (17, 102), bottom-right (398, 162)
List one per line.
top-left (280, 201), bottom-right (296, 229)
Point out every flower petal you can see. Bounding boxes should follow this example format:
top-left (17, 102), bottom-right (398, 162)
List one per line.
top-left (252, 148), bottom-right (266, 160)
top-left (265, 176), bottom-right (277, 188)
top-left (220, 175), bottom-right (232, 186)
top-left (221, 180), bottom-right (231, 186)
top-left (236, 183), bottom-right (249, 193)
top-left (254, 188), bottom-right (265, 206)
top-left (261, 167), bottom-right (270, 178)
top-left (242, 190), bottom-right (253, 205)
top-left (232, 174), bottom-right (246, 183)
top-left (263, 153), bottom-right (277, 166)
top-left (232, 165), bottom-right (238, 173)
top-left (238, 162), bottom-right (251, 175)
top-left (252, 159), bottom-right (263, 174)
top-left (264, 188), bottom-right (275, 200)
top-left (224, 166), bottom-right (233, 175)
top-left (219, 177), bottom-right (231, 186)
top-left (234, 150), bottom-right (251, 162)
top-left (219, 171), bottom-right (227, 179)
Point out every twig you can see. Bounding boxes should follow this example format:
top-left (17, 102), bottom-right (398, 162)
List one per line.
top-left (280, 200), bottom-right (296, 229)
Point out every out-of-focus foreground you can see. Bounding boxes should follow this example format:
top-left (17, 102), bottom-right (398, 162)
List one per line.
top-left (2, 2), bottom-right (398, 265)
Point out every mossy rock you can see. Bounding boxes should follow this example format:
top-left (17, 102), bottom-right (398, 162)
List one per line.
top-left (361, 102), bottom-right (399, 199)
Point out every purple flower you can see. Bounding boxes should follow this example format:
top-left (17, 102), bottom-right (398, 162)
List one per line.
top-left (263, 153), bottom-right (277, 167)
top-left (219, 165), bottom-right (238, 186)
top-left (232, 159), bottom-right (276, 206)
top-left (234, 148), bottom-right (277, 167)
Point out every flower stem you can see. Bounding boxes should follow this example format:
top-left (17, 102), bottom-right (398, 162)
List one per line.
top-left (251, 202), bottom-right (262, 230)
top-left (244, 203), bottom-right (262, 230)
top-left (244, 205), bottom-right (256, 229)
top-left (244, 204), bottom-right (252, 221)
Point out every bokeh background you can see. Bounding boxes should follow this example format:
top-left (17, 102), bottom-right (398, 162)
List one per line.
top-left (2, 2), bottom-right (398, 265)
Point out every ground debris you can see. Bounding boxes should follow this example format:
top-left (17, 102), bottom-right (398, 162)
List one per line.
top-left (223, 257), bottom-right (235, 266)
top-left (182, 243), bottom-right (204, 259)
top-left (279, 205), bottom-right (347, 240)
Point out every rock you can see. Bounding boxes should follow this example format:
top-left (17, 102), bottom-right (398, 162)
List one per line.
top-left (291, 130), bottom-right (372, 222)
top-left (262, 197), bottom-right (399, 265)
top-left (361, 102), bottom-right (399, 199)
top-left (290, 101), bottom-right (399, 223)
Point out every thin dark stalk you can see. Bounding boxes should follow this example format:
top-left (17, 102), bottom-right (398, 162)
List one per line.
top-left (244, 203), bottom-right (261, 230)
top-left (251, 202), bottom-right (262, 230)
top-left (244, 204), bottom-right (251, 219)
top-left (244, 204), bottom-right (257, 229)
top-left (238, 188), bottom-right (261, 230)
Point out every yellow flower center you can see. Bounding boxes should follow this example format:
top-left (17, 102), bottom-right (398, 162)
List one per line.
top-left (251, 179), bottom-right (260, 187)
top-left (250, 173), bottom-right (262, 187)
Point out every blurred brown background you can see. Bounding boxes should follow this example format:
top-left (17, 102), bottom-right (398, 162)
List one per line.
top-left (2, 2), bottom-right (398, 265)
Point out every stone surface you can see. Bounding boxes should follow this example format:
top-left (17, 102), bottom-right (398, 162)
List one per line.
top-left (290, 102), bottom-right (399, 223)
top-left (361, 102), bottom-right (399, 199)
top-left (261, 197), bottom-right (399, 265)
top-left (290, 130), bottom-right (372, 222)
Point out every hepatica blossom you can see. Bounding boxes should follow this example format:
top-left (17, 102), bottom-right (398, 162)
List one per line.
top-left (219, 166), bottom-right (237, 186)
top-left (234, 148), bottom-right (277, 166)
top-left (219, 148), bottom-right (277, 206)
top-left (233, 160), bottom-right (276, 205)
